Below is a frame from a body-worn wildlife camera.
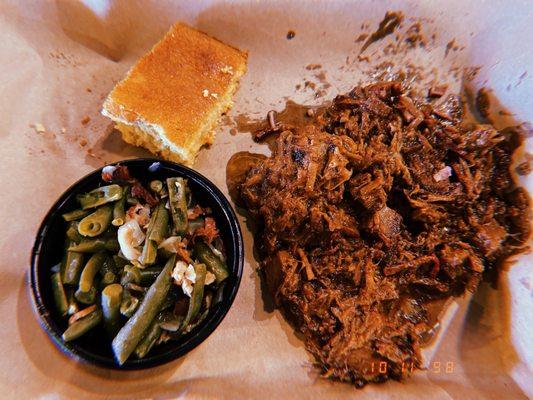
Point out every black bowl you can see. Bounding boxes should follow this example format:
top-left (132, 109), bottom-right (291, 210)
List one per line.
top-left (30, 158), bottom-right (244, 369)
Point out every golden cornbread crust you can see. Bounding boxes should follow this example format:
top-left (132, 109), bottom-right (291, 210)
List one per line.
top-left (102, 22), bottom-right (248, 166)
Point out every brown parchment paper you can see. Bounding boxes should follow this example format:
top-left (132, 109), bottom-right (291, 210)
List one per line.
top-left (0, 1), bottom-right (531, 399)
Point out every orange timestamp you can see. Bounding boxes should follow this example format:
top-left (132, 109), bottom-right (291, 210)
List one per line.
top-left (368, 361), bottom-right (455, 374)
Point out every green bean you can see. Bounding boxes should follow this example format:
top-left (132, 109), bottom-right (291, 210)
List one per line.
top-left (113, 255), bottom-right (130, 270)
top-left (75, 252), bottom-right (106, 304)
top-left (112, 255), bottom-right (175, 365)
top-left (194, 242), bottom-right (229, 283)
top-left (140, 240), bottom-right (157, 266)
top-left (140, 203), bottom-right (168, 265)
top-left (134, 317), bottom-right (162, 359)
top-left (62, 208), bottom-right (91, 221)
top-left (159, 313), bottom-right (184, 332)
top-left (66, 222), bottom-right (83, 243)
top-left (112, 186), bottom-right (128, 226)
top-left (67, 290), bottom-right (79, 315)
top-left (126, 193), bottom-right (139, 205)
top-left (100, 271), bottom-right (117, 286)
top-left (99, 256), bottom-right (117, 285)
top-left (125, 283), bottom-right (147, 294)
top-left (121, 265), bottom-right (141, 285)
top-left (77, 184), bottom-right (123, 210)
top-left (139, 266), bottom-right (164, 285)
top-left (120, 291), bottom-right (140, 317)
top-left (213, 281), bottom-right (226, 305)
top-left (101, 284), bottom-right (123, 336)
top-left (62, 308), bottom-right (102, 342)
top-left (78, 205), bottom-right (113, 237)
top-left (68, 237), bottom-right (119, 253)
top-left (181, 263), bottom-right (206, 330)
top-left (51, 272), bottom-right (68, 316)
top-left (183, 308), bottom-right (209, 334)
top-left (62, 247), bottom-right (85, 286)
top-left (122, 264), bottom-right (163, 286)
top-left (167, 177), bottom-right (188, 236)
top-left (148, 203), bottom-right (169, 243)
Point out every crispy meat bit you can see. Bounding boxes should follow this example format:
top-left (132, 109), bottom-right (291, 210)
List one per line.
top-left (131, 183), bottom-right (158, 206)
top-left (193, 217), bottom-right (220, 245)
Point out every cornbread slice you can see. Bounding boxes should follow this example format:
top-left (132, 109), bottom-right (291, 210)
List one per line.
top-left (102, 23), bottom-right (247, 166)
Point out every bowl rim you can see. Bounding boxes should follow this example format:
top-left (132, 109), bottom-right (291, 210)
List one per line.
top-left (29, 158), bottom-right (244, 370)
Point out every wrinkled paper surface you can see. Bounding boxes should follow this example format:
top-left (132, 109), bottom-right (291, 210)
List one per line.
top-left (0, 0), bottom-right (531, 398)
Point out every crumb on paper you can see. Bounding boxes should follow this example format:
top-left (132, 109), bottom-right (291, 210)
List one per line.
top-left (79, 138), bottom-right (88, 147)
top-left (32, 123), bottom-right (46, 134)
top-left (305, 64), bottom-right (322, 70)
top-left (210, 92), bottom-right (218, 99)
top-left (202, 89), bottom-right (210, 97)
top-left (60, 127), bottom-right (66, 134)
top-left (81, 116), bottom-right (90, 125)
top-left (86, 87), bottom-right (92, 93)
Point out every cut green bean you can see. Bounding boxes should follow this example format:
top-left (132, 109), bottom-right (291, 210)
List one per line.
top-left (184, 308), bottom-right (209, 334)
top-left (112, 255), bottom-right (175, 365)
top-left (167, 177), bottom-right (188, 236)
top-left (67, 290), bottom-right (79, 315)
top-left (159, 313), bottom-right (184, 332)
top-left (121, 265), bottom-right (142, 286)
top-left (78, 205), bottom-right (113, 237)
top-left (181, 263), bottom-right (206, 330)
top-left (62, 247), bottom-right (85, 286)
top-left (101, 284), bottom-right (123, 336)
top-left (99, 255), bottom-right (117, 283)
top-left (77, 184), bottom-right (123, 210)
top-left (213, 281), bottom-right (226, 305)
top-left (140, 203), bottom-right (168, 265)
top-left (51, 272), bottom-right (68, 316)
top-left (112, 186), bottom-right (128, 226)
top-left (62, 308), bottom-right (102, 342)
top-left (120, 291), bottom-right (140, 317)
top-left (66, 222), bottom-right (83, 243)
top-left (68, 237), bottom-right (119, 253)
top-left (126, 193), bottom-right (139, 205)
top-left (148, 203), bottom-right (169, 243)
top-left (194, 242), bottom-right (229, 283)
top-left (113, 255), bottom-right (130, 270)
top-left (123, 264), bottom-right (164, 286)
top-left (139, 240), bottom-right (157, 266)
top-left (75, 252), bottom-right (106, 304)
top-left (101, 271), bottom-right (117, 286)
top-left (139, 266), bottom-right (164, 285)
top-left (101, 254), bottom-right (117, 274)
top-left (134, 317), bottom-right (162, 359)
top-left (62, 208), bottom-right (91, 222)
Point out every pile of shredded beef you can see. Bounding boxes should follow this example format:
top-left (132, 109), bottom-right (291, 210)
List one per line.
top-left (237, 81), bottom-right (530, 387)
